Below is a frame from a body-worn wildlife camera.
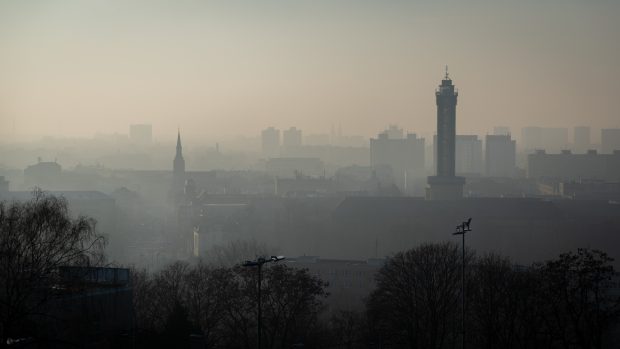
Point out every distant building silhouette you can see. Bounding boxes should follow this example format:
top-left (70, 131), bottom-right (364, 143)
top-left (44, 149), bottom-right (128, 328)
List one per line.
top-left (24, 159), bottom-right (62, 189)
top-left (371, 127), bottom-right (425, 195)
top-left (573, 126), bottom-right (591, 153)
top-left (283, 127), bottom-right (302, 148)
top-left (455, 135), bottom-right (483, 176)
top-left (427, 68), bottom-right (465, 200)
top-left (261, 127), bottom-right (280, 157)
top-left (384, 124), bottom-right (404, 140)
top-left (527, 149), bottom-right (620, 181)
top-left (601, 128), bottom-right (620, 154)
top-left (521, 127), bottom-right (569, 153)
top-left (486, 134), bottom-right (517, 177)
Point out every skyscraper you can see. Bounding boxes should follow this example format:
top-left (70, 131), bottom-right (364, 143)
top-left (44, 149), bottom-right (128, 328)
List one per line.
top-left (426, 68), bottom-right (465, 200)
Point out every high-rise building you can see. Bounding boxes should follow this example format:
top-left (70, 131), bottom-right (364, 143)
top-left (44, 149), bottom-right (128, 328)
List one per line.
top-left (261, 127), bottom-right (280, 157)
top-left (573, 126), bottom-right (591, 153)
top-left (601, 128), bottom-right (620, 154)
top-left (455, 135), bottom-right (483, 175)
top-left (521, 127), bottom-right (568, 153)
top-left (129, 124), bottom-right (152, 145)
top-left (385, 125), bottom-right (404, 140)
top-left (485, 134), bottom-right (516, 177)
top-left (173, 130), bottom-right (185, 189)
top-left (426, 69), bottom-right (465, 200)
top-left (283, 127), bottom-right (302, 148)
top-left (370, 130), bottom-right (425, 195)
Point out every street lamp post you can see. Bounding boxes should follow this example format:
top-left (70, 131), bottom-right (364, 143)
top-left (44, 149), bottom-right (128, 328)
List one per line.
top-left (453, 218), bottom-right (471, 349)
top-left (242, 255), bottom-right (285, 349)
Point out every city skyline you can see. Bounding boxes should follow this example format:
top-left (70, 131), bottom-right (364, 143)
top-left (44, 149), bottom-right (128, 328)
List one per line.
top-left (2, 2), bottom-right (620, 347)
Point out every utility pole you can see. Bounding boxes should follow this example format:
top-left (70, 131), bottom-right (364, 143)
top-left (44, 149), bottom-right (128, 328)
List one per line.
top-left (453, 218), bottom-right (472, 349)
top-left (242, 255), bottom-right (285, 349)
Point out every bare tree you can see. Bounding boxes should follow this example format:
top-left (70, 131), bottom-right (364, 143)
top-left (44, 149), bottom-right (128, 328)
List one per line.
top-left (327, 310), bottom-right (366, 349)
top-left (468, 253), bottom-right (524, 349)
top-left (367, 242), bottom-right (466, 349)
top-left (259, 264), bottom-right (328, 349)
top-left (130, 259), bottom-right (328, 349)
top-left (184, 263), bottom-right (234, 348)
top-left (0, 190), bottom-right (105, 346)
top-left (538, 249), bottom-right (620, 349)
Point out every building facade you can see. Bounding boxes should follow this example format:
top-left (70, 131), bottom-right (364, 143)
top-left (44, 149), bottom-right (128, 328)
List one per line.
top-left (283, 127), bottom-right (302, 148)
top-left (455, 135), bottom-right (483, 176)
top-left (261, 127), bottom-right (281, 157)
top-left (486, 134), bottom-right (517, 177)
top-left (370, 128), bottom-right (425, 195)
top-left (527, 149), bottom-right (620, 182)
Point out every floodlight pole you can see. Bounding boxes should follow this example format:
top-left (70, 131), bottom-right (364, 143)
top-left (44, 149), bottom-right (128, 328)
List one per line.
top-left (242, 256), bottom-right (285, 349)
top-left (453, 218), bottom-right (471, 349)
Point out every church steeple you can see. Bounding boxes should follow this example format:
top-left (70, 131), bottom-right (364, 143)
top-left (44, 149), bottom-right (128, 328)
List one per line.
top-left (176, 129), bottom-right (183, 156)
top-left (173, 130), bottom-right (185, 179)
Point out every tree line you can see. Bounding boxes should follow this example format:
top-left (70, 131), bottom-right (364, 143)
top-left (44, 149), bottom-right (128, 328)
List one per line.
top-left (1, 192), bottom-right (619, 348)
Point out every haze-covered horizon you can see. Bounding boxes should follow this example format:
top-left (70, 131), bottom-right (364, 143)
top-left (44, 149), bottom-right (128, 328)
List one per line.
top-left (1, 0), bottom-right (619, 141)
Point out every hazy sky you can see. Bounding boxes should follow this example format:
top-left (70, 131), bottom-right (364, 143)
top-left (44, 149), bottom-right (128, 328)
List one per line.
top-left (1, 0), bottom-right (619, 141)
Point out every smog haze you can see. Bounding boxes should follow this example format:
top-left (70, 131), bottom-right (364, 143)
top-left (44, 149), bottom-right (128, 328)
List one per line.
top-left (1, 0), bottom-right (619, 141)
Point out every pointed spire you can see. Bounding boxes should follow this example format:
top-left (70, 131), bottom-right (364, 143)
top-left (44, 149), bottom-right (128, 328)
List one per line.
top-left (445, 65), bottom-right (450, 80)
top-left (176, 129), bottom-right (182, 148)
top-left (173, 128), bottom-right (185, 175)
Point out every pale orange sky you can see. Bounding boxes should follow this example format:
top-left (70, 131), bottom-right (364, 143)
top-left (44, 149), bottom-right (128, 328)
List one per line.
top-left (1, 0), bottom-right (619, 141)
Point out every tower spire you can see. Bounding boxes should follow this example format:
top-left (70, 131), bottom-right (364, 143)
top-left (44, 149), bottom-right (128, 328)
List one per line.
top-left (445, 65), bottom-right (450, 80)
top-left (174, 129), bottom-right (185, 175)
top-left (176, 129), bottom-right (182, 154)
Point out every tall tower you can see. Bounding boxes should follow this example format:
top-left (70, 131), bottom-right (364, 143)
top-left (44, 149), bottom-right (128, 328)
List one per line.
top-left (173, 130), bottom-right (185, 188)
top-left (426, 67), bottom-right (465, 200)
